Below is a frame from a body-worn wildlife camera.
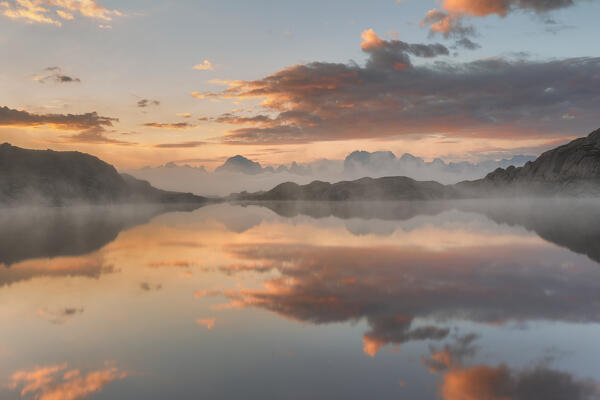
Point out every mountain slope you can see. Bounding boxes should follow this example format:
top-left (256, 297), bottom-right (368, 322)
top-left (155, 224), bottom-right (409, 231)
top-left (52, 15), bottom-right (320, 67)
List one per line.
top-left (458, 128), bottom-right (600, 195)
top-left (0, 143), bottom-right (206, 206)
top-left (232, 176), bottom-right (457, 201)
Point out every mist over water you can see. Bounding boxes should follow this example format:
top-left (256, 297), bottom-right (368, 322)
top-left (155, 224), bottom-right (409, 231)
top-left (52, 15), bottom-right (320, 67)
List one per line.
top-left (1, 200), bottom-right (600, 399)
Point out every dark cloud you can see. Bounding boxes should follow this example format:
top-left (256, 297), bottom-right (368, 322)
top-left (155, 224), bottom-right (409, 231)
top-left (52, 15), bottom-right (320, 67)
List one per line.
top-left (137, 99), bottom-right (160, 108)
top-left (454, 37), bottom-right (481, 50)
top-left (361, 29), bottom-right (450, 70)
top-left (38, 307), bottom-right (84, 324)
top-left (0, 105), bottom-right (130, 145)
top-left (204, 32), bottom-right (600, 145)
top-left (61, 128), bottom-right (135, 145)
top-left (36, 67), bottom-right (81, 84)
top-left (153, 141), bottom-right (206, 148)
top-left (0, 106), bottom-right (116, 130)
top-left (143, 122), bottom-right (194, 129)
top-left (140, 282), bottom-right (162, 291)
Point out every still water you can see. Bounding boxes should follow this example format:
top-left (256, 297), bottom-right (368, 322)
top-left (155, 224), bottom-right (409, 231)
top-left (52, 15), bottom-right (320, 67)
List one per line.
top-left (1, 200), bottom-right (600, 399)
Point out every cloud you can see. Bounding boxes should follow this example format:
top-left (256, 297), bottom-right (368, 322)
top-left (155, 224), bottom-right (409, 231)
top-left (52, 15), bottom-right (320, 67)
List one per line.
top-left (196, 317), bottom-right (216, 329)
top-left (441, 0), bottom-right (577, 17)
top-left (9, 362), bottom-right (128, 400)
top-left (193, 60), bottom-right (213, 71)
top-left (454, 37), bottom-right (481, 49)
top-left (360, 29), bottom-right (450, 70)
top-left (421, 0), bottom-right (583, 38)
top-left (140, 282), bottom-right (162, 291)
top-left (176, 113), bottom-right (192, 118)
top-left (202, 31), bottom-right (600, 145)
top-left (61, 128), bottom-right (134, 145)
top-left (152, 141), bottom-right (206, 148)
top-left (142, 122), bottom-right (194, 129)
top-left (34, 67), bottom-right (81, 84)
top-left (0, 106), bottom-right (116, 130)
top-left (37, 307), bottom-right (84, 324)
top-left (148, 260), bottom-right (193, 268)
top-left (137, 99), bottom-right (160, 108)
top-left (0, 105), bottom-right (131, 144)
top-left (0, 0), bottom-right (123, 26)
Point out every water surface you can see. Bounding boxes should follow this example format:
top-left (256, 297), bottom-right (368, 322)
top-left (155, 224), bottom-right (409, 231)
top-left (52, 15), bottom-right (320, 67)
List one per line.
top-left (1, 200), bottom-right (600, 399)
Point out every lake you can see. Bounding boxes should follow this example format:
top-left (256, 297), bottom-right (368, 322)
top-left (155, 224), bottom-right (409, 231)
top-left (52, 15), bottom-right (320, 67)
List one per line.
top-left (1, 200), bottom-right (600, 399)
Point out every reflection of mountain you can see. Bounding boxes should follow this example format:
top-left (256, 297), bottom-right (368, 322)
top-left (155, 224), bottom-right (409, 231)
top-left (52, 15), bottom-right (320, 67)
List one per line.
top-left (243, 199), bottom-right (600, 263)
top-left (241, 200), bottom-right (448, 220)
top-left (0, 204), bottom-right (203, 266)
top-left (455, 199), bottom-right (600, 263)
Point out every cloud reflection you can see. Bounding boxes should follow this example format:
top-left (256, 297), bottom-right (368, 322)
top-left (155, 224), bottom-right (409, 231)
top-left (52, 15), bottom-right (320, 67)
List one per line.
top-left (9, 362), bottom-right (128, 400)
top-left (422, 335), bottom-right (600, 400)
top-left (210, 240), bottom-right (600, 355)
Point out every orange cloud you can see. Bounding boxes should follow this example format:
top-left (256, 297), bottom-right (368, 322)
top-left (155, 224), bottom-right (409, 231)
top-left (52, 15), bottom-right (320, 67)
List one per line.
top-left (360, 28), bottom-right (384, 50)
top-left (193, 60), bottom-right (213, 71)
top-left (9, 363), bottom-right (128, 400)
top-left (196, 317), bottom-right (216, 329)
top-left (0, 0), bottom-right (122, 26)
top-left (204, 32), bottom-right (599, 145)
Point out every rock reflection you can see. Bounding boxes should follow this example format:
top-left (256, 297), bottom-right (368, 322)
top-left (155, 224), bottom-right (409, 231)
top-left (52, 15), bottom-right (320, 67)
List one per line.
top-left (0, 204), bottom-right (204, 266)
top-left (243, 199), bottom-right (600, 262)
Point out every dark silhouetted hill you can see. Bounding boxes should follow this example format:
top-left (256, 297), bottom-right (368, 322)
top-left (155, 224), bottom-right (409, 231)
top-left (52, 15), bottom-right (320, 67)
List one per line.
top-left (0, 143), bottom-right (206, 206)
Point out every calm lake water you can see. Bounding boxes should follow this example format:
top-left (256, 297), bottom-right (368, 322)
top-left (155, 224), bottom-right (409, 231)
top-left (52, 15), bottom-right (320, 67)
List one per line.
top-left (1, 200), bottom-right (600, 399)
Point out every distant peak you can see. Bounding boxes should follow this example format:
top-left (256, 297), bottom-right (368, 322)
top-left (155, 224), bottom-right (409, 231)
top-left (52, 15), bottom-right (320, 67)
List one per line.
top-left (216, 154), bottom-right (263, 174)
top-left (228, 155), bottom-right (251, 161)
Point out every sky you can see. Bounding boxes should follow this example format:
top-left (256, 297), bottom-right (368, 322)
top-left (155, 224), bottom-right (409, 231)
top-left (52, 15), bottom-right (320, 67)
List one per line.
top-left (1, 0), bottom-right (599, 170)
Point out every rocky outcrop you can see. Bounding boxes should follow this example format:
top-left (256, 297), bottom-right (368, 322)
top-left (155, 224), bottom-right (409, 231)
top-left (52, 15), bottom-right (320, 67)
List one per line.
top-left (232, 176), bottom-right (457, 201)
top-left (0, 143), bottom-right (206, 206)
top-left (457, 128), bottom-right (600, 196)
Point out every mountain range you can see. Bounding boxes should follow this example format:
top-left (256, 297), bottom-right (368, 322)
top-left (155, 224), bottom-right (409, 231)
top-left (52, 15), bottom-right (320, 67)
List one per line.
top-left (127, 149), bottom-right (535, 197)
top-left (233, 128), bottom-right (600, 201)
top-left (2, 128), bottom-right (599, 206)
